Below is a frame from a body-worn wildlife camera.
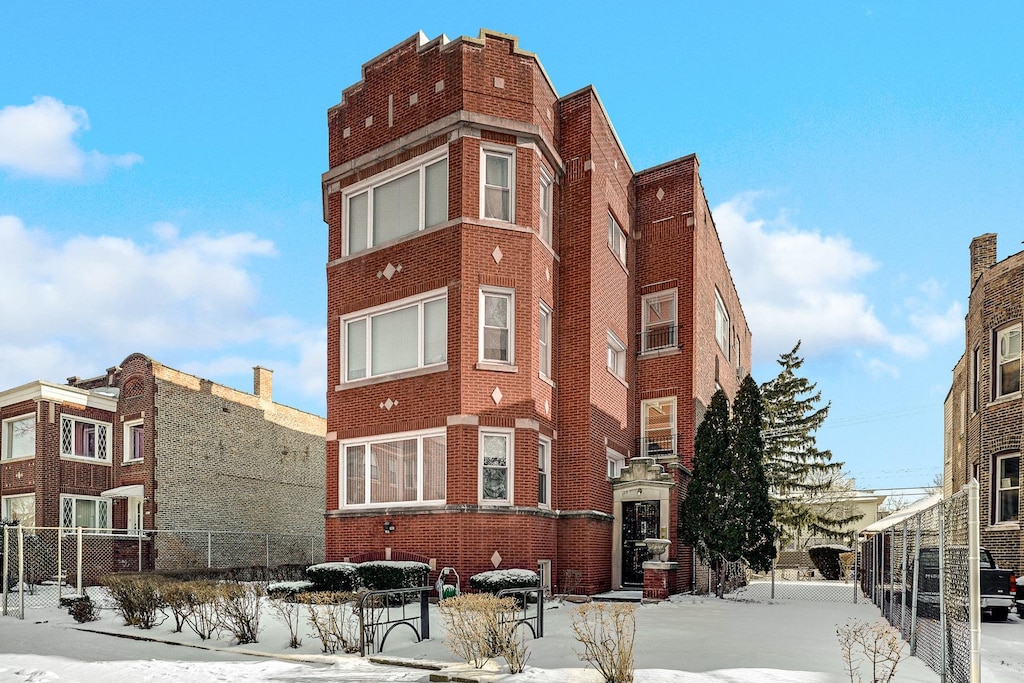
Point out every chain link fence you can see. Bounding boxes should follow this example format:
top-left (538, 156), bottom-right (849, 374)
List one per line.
top-left (860, 484), bottom-right (980, 683)
top-left (2, 525), bottom-right (325, 619)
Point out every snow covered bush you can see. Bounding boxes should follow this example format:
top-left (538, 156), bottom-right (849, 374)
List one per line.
top-left (571, 602), bottom-right (636, 683)
top-left (267, 580), bottom-right (314, 601)
top-left (469, 568), bottom-right (539, 595)
top-left (809, 545), bottom-right (850, 580)
top-left (60, 595), bottom-right (98, 623)
top-left (354, 560), bottom-right (429, 591)
top-left (438, 592), bottom-right (528, 671)
top-left (306, 562), bottom-right (358, 592)
top-left (217, 582), bottom-right (264, 645)
top-left (100, 574), bottom-right (168, 629)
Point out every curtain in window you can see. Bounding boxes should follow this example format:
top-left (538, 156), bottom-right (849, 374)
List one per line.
top-left (347, 319), bottom-right (367, 380)
top-left (425, 159), bottom-right (448, 228)
top-left (346, 445), bottom-right (366, 505)
top-left (423, 435), bottom-right (446, 501)
top-left (423, 298), bottom-right (447, 365)
top-left (484, 155), bottom-right (510, 220)
top-left (348, 192), bottom-right (368, 254)
top-left (371, 306), bottom-right (418, 375)
top-left (373, 171), bottom-right (419, 245)
top-left (483, 295), bottom-right (509, 361)
top-left (371, 439), bottom-right (417, 504)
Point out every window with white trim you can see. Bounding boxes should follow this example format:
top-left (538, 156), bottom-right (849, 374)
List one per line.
top-left (608, 212), bottom-right (625, 265)
top-left (642, 289), bottom-right (677, 352)
top-left (124, 419), bottom-right (144, 462)
top-left (60, 415), bottom-right (110, 462)
top-left (538, 436), bottom-right (551, 508)
top-left (715, 289), bottom-right (730, 360)
top-left (995, 453), bottom-right (1019, 523)
top-left (60, 495), bottom-right (110, 530)
top-left (1, 494), bottom-right (35, 526)
top-left (539, 302), bottom-right (552, 379)
top-left (2, 414), bottom-right (35, 460)
top-left (539, 170), bottom-right (552, 244)
top-left (480, 287), bottom-right (515, 364)
top-left (341, 430), bottom-right (446, 507)
top-left (995, 324), bottom-right (1021, 398)
top-left (480, 430), bottom-right (513, 504)
top-left (482, 149), bottom-right (513, 222)
top-left (607, 330), bottom-right (626, 380)
top-left (641, 397), bottom-right (676, 458)
top-left (606, 449), bottom-right (626, 480)
top-left (343, 289), bottom-right (447, 382)
top-left (345, 153), bottom-right (448, 255)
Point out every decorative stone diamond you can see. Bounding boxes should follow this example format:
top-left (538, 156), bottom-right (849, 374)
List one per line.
top-left (656, 187), bottom-right (665, 201)
top-left (492, 246), bottom-right (503, 264)
top-left (491, 551), bottom-right (502, 568)
top-left (342, 127), bottom-right (351, 139)
top-left (382, 263), bottom-right (397, 280)
top-left (494, 76), bottom-right (505, 89)
top-left (491, 387), bottom-right (503, 405)
top-left (383, 398), bottom-right (395, 411)
top-left (544, 400), bottom-right (550, 415)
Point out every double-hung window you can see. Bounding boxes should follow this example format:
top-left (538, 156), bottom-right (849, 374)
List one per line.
top-left (608, 212), bottom-right (626, 265)
top-left (60, 495), bottom-right (109, 530)
top-left (1, 494), bottom-right (35, 526)
top-left (480, 288), bottom-right (515, 365)
top-left (539, 302), bottom-right (552, 379)
top-left (995, 453), bottom-right (1020, 523)
top-left (60, 416), bottom-right (110, 462)
top-left (345, 154), bottom-right (448, 255)
top-left (539, 170), bottom-right (553, 244)
top-left (480, 430), bottom-right (513, 504)
top-left (641, 397), bottom-right (676, 458)
top-left (482, 149), bottom-right (513, 222)
top-left (342, 430), bottom-right (446, 507)
top-left (642, 290), bottom-right (677, 352)
top-left (606, 449), bottom-right (625, 480)
top-left (2, 414), bottom-right (35, 460)
top-left (538, 436), bottom-right (551, 508)
top-left (124, 420), bottom-right (144, 462)
top-left (715, 289), bottom-right (730, 359)
top-left (607, 330), bottom-right (626, 380)
top-left (995, 324), bottom-right (1021, 398)
top-left (344, 289), bottom-right (447, 382)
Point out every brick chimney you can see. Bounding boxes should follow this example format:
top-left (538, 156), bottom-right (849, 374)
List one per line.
top-left (253, 366), bottom-right (273, 402)
top-left (970, 233), bottom-right (997, 288)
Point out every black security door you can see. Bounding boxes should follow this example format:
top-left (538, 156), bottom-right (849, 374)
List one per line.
top-left (622, 500), bottom-right (660, 586)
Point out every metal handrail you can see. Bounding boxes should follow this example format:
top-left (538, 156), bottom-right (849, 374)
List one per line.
top-left (357, 586), bottom-right (431, 656)
top-left (495, 586), bottom-right (544, 638)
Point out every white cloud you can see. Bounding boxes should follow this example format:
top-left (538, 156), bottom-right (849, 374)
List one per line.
top-left (0, 97), bottom-right (141, 179)
top-left (0, 215), bottom-right (323, 408)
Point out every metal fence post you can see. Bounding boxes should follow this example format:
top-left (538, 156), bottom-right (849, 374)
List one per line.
top-left (420, 587), bottom-right (430, 640)
top-left (967, 480), bottom-right (981, 683)
top-left (938, 498), bottom-right (947, 682)
top-left (57, 526), bottom-right (63, 603)
top-left (18, 524), bottom-right (25, 619)
top-left (910, 513), bottom-right (922, 655)
top-left (137, 532), bottom-right (143, 572)
top-left (900, 520), bottom-right (909, 636)
top-left (770, 555), bottom-right (776, 599)
top-left (3, 525), bottom-right (10, 616)
top-left (853, 543), bottom-right (858, 604)
top-left (537, 586), bottom-right (544, 637)
top-left (76, 526), bottom-right (83, 596)
top-left (207, 531), bottom-right (212, 568)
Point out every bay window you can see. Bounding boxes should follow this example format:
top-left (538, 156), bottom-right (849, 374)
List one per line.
top-left (61, 495), bottom-right (110, 530)
top-left (539, 302), bottom-right (552, 379)
top-left (538, 436), bottom-right (551, 508)
top-left (2, 414), bottom-right (35, 459)
top-left (480, 430), bottom-right (513, 504)
top-left (60, 415), bottom-right (110, 462)
top-left (342, 430), bottom-right (445, 507)
top-left (1, 494), bottom-right (35, 526)
top-left (539, 169), bottom-right (552, 244)
top-left (482, 149), bottom-right (513, 222)
top-left (480, 287), bottom-right (515, 365)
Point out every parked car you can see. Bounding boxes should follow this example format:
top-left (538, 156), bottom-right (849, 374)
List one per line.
top-left (909, 546), bottom-right (1016, 621)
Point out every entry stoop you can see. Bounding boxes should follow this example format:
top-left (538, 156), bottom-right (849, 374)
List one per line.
top-left (590, 589), bottom-right (644, 602)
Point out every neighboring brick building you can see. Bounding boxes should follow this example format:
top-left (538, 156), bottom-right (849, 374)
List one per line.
top-left (945, 233), bottom-right (1023, 577)
top-left (322, 29), bottom-right (751, 595)
top-left (0, 353), bottom-right (326, 569)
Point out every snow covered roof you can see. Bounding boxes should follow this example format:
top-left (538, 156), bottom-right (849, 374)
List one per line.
top-left (860, 493), bottom-right (943, 534)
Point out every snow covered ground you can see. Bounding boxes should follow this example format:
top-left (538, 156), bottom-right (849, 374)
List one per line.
top-left (0, 586), bottom-right (1021, 682)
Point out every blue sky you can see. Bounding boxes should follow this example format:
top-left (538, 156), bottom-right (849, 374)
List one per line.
top-left (2, 2), bottom-right (1021, 492)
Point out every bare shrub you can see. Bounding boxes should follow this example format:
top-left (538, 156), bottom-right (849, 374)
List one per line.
top-left (181, 581), bottom-right (222, 640)
top-left (571, 602), bottom-right (636, 683)
top-left (562, 569), bottom-right (583, 595)
top-left (100, 574), bottom-right (168, 629)
top-left (839, 552), bottom-right (856, 581)
top-left (218, 582), bottom-right (264, 645)
top-left (438, 593), bottom-right (527, 671)
top-left (837, 619), bottom-right (904, 683)
top-left (161, 582), bottom-right (192, 633)
top-left (299, 592), bottom-right (360, 654)
top-left (269, 596), bottom-right (304, 648)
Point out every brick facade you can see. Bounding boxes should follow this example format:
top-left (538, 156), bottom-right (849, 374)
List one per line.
top-left (945, 233), bottom-right (1024, 576)
top-left (0, 353), bottom-right (326, 570)
top-left (323, 29), bottom-right (751, 596)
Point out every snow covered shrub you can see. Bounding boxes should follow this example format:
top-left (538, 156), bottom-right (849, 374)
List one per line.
top-left (100, 574), bottom-right (168, 629)
top-left (354, 560), bottom-right (430, 591)
top-left (837, 618), bottom-right (904, 683)
top-left (217, 582), bottom-right (264, 645)
top-left (809, 545), bottom-right (849, 580)
top-left (306, 562), bottom-right (358, 592)
top-left (438, 593), bottom-right (525, 670)
top-left (298, 592), bottom-right (360, 653)
top-left (469, 568), bottom-right (540, 595)
top-left (571, 602), bottom-right (636, 683)
top-left (60, 595), bottom-right (98, 623)
top-left (267, 580), bottom-right (314, 601)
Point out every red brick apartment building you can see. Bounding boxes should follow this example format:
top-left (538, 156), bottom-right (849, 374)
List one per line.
top-left (322, 29), bottom-right (751, 596)
top-left (945, 234), bottom-right (1023, 577)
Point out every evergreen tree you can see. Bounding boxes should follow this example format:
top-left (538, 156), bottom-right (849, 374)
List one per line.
top-left (731, 375), bottom-right (777, 572)
top-left (760, 342), bottom-right (861, 547)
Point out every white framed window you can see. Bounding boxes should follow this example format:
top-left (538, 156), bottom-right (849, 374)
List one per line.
top-left (480, 429), bottom-right (513, 504)
top-left (715, 289), bottom-right (730, 360)
top-left (642, 289), bottom-right (677, 352)
top-left (343, 289), bottom-right (447, 382)
top-left (539, 169), bottom-right (552, 244)
top-left (607, 330), bottom-right (626, 380)
top-left (1, 494), bottom-right (35, 526)
top-left (60, 495), bottom-right (110, 530)
top-left (2, 413), bottom-right (35, 460)
top-left (537, 559), bottom-right (552, 597)
top-left (538, 436), bottom-right (551, 509)
top-left (539, 302), bottom-right (552, 379)
top-left (344, 152), bottom-right (448, 255)
top-left (606, 449), bottom-right (626, 480)
top-left (482, 149), bottom-right (514, 222)
top-left (995, 324), bottom-right (1021, 398)
top-left (60, 415), bottom-right (110, 462)
top-left (124, 419), bottom-right (144, 462)
top-left (641, 397), bottom-right (676, 458)
top-left (480, 287), bottom-right (515, 365)
top-left (972, 346), bottom-right (981, 412)
top-left (608, 212), bottom-right (626, 265)
top-left (995, 453), bottom-right (1019, 523)
top-left (341, 429), bottom-right (446, 507)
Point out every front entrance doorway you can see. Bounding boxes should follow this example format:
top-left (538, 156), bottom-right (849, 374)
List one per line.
top-left (621, 500), bottom-right (660, 586)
